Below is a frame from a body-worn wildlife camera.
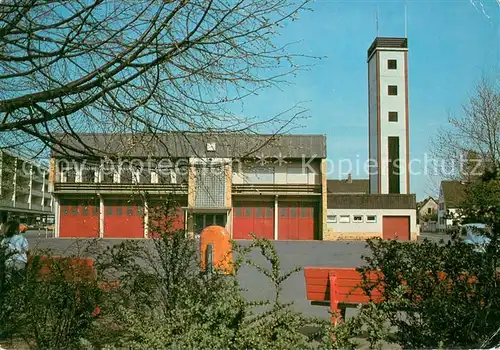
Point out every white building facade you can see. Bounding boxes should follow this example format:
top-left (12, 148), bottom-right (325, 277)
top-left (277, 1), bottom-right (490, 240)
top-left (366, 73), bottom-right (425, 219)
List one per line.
top-left (0, 150), bottom-right (54, 225)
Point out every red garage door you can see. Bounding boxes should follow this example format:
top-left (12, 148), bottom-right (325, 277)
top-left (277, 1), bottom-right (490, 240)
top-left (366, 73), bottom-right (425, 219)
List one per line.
top-left (278, 202), bottom-right (316, 240)
top-left (148, 203), bottom-right (185, 238)
top-left (382, 216), bottom-right (410, 240)
top-left (233, 202), bottom-right (274, 240)
top-left (59, 199), bottom-right (99, 238)
top-left (104, 201), bottom-right (144, 238)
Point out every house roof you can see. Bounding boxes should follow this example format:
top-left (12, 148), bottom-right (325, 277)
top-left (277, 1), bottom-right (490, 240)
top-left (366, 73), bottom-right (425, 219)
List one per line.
top-left (327, 179), bottom-right (369, 194)
top-left (367, 37), bottom-right (408, 60)
top-left (441, 180), bottom-right (466, 208)
top-left (327, 194), bottom-right (416, 210)
top-left (51, 132), bottom-right (327, 159)
top-left (418, 196), bottom-right (437, 208)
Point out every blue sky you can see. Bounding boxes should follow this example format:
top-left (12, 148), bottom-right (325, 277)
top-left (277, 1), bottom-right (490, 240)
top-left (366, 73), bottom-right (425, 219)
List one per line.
top-left (235, 0), bottom-right (499, 200)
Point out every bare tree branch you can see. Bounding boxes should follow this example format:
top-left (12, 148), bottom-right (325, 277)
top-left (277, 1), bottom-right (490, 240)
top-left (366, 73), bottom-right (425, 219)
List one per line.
top-left (0, 0), bottom-right (318, 158)
top-left (431, 76), bottom-right (500, 180)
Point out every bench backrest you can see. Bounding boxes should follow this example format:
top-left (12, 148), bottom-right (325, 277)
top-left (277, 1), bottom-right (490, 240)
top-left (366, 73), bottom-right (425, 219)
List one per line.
top-left (304, 267), bottom-right (383, 304)
top-left (27, 255), bottom-right (96, 281)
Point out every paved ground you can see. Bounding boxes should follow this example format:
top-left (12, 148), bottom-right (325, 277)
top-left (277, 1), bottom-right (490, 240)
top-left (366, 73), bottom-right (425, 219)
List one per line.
top-left (25, 232), bottom-right (449, 320)
top-left (418, 231), bottom-right (450, 244)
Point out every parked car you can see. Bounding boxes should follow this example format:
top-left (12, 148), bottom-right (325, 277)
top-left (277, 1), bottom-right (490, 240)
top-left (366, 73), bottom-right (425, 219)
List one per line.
top-left (461, 223), bottom-right (491, 253)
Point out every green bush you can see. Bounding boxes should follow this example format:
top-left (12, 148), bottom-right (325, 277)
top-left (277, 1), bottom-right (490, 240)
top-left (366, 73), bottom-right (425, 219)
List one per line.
top-left (88, 227), bottom-right (328, 349)
top-left (72, 200), bottom-right (328, 348)
top-left (356, 236), bottom-right (500, 348)
top-left (0, 249), bottom-right (103, 349)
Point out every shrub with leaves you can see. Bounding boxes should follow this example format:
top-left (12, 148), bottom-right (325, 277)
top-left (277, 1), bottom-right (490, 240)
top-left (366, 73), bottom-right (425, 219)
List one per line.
top-left (357, 234), bottom-right (500, 348)
top-left (0, 247), bottom-right (104, 349)
top-left (349, 168), bottom-right (500, 348)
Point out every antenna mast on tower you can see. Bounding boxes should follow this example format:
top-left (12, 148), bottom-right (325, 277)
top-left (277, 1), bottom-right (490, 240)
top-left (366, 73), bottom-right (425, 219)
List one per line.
top-left (404, 3), bottom-right (408, 38)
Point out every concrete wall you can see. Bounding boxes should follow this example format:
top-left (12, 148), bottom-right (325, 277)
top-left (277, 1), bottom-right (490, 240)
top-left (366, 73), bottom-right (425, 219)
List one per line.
top-left (320, 159), bottom-right (327, 240)
top-left (368, 49), bottom-right (409, 195)
top-left (378, 50), bottom-right (409, 195)
top-left (324, 208), bottom-right (417, 241)
top-left (368, 52), bottom-right (378, 194)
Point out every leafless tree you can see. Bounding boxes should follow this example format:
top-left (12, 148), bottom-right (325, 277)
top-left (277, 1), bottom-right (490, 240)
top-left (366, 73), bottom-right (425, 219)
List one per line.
top-left (432, 77), bottom-right (500, 181)
top-left (0, 0), bottom-right (315, 159)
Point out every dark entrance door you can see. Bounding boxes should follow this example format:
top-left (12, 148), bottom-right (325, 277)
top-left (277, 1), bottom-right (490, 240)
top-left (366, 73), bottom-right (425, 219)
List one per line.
top-left (194, 213), bottom-right (227, 235)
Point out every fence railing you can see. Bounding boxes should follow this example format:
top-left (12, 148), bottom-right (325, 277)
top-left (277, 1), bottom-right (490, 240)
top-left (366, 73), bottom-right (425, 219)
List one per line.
top-left (232, 183), bottom-right (321, 195)
top-left (54, 182), bottom-right (188, 194)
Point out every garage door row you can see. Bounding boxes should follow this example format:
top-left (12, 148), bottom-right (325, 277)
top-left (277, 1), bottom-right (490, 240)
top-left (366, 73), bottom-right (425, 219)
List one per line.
top-left (59, 199), bottom-right (319, 240)
top-left (232, 201), bottom-right (318, 240)
top-left (59, 200), bottom-right (184, 238)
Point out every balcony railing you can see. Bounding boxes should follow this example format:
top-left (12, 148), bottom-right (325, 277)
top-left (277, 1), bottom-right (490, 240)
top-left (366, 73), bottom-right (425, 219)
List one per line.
top-left (0, 199), bottom-right (13, 207)
top-left (232, 183), bottom-right (321, 195)
top-left (54, 182), bottom-right (188, 194)
top-left (42, 206), bottom-right (53, 212)
top-left (31, 204), bottom-right (43, 211)
top-left (31, 189), bottom-right (43, 197)
top-left (16, 187), bottom-right (30, 194)
top-left (15, 202), bottom-right (29, 209)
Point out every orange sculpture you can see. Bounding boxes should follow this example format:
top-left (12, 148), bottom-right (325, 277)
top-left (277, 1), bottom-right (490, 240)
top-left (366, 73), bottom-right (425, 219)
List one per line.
top-left (199, 225), bottom-right (233, 274)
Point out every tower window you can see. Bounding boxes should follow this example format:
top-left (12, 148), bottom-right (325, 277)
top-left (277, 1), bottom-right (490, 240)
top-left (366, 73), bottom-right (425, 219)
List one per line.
top-left (388, 59), bottom-right (397, 70)
top-left (388, 111), bottom-right (398, 122)
top-left (388, 136), bottom-right (401, 194)
top-left (388, 85), bottom-right (398, 96)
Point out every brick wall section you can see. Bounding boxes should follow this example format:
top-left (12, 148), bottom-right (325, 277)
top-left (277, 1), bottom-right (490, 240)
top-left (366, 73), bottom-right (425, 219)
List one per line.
top-left (186, 165), bottom-right (196, 235)
top-left (324, 231), bottom-right (382, 241)
top-left (48, 157), bottom-right (56, 192)
top-left (187, 165), bottom-right (196, 207)
top-left (225, 164), bottom-right (232, 237)
top-left (328, 194), bottom-right (416, 209)
top-left (225, 164), bottom-right (232, 207)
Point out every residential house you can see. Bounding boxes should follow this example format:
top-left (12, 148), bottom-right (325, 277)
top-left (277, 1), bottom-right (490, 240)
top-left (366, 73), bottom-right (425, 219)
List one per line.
top-left (437, 181), bottom-right (466, 231)
top-left (417, 196), bottom-right (438, 232)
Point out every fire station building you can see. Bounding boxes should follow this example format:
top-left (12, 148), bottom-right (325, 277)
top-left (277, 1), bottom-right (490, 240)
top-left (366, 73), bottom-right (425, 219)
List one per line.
top-left (49, 133), bottom-right (328, 240)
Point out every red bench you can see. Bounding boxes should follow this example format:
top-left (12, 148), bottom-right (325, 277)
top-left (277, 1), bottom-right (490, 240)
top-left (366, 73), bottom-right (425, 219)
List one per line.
top-left (27, 255), bottom-right (119, 316)
top-left (304, 267), bottom-right (495, 325)
top-left (304, 267), bottom-right (383, 324)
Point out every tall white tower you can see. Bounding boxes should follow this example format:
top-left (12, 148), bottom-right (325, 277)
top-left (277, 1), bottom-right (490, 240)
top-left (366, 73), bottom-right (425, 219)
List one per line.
top-left (367, 37), bottom-right (410, 194)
